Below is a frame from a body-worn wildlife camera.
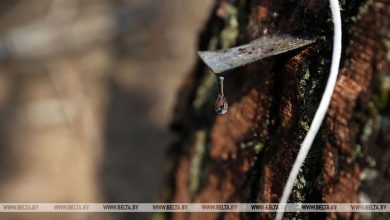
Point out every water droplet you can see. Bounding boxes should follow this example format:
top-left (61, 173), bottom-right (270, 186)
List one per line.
top-left (215, 76), bottom-right (228, 115)
top-left (215, 94), bottom-right (228, 114)
top-left (263, 27), bottom-right (269, 35)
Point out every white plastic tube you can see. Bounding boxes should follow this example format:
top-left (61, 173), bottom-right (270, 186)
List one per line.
top-left (275, 0), bottom-right (342, 219)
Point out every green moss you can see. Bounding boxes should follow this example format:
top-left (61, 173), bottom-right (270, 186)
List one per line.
top-left (354, 74), bottom-right (389, 161)
top-left (292, 169), bottom-right (308, 219)
top-left (189, 130), bottom-right (207, 196)
top-left (293, 169), bottom-right (306, 202)
top-left (385, 39), bottom-right (390, 61)
top-left (254, 142), bottom-right (264, 154)
top-left (367, 156), bottom-right (377, 168)
top-left (298, 64), bottom-right (311, 99)
top-left (350, 0), bottom-right (373, 22)
top-left (192, 71), bottom-right (217, 113)
top-left (371, 75), bottom-right (390, 113)
top-left (219, 4), bottom-right (240, 49)
top-left (351, 144), bottom-right (364, 161)
top-left (361, 119), bottom-right (373, 143)
top-left (291, 54), bottom-right (327, 211)
top-left (299, 121), bottom-right (310, 132)
top-left (239, 140), bottom-right (264, 155)
top-left (297, 62), bottom-right (314, 134)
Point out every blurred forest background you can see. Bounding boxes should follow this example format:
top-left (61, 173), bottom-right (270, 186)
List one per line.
top-left (0, 0), bottom-right (213, 219)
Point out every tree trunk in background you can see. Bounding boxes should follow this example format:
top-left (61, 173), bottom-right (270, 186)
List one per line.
top-left (166, 0), bottom-right (390, 219)
top-left (0, 1), bottom-right (212, 220)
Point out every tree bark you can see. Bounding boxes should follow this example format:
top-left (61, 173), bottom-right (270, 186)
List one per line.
top-left (165, 0), bottom-right (390, 219)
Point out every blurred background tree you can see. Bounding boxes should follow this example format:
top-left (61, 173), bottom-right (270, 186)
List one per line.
top-left (0, 0), bottom-right (212, 219)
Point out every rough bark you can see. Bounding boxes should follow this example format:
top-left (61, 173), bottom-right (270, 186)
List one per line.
top-left (165, 0), bottom-right (390, 219)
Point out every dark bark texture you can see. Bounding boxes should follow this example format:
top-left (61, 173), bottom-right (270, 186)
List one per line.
top-left (165, 0), bottom-right (390, 219)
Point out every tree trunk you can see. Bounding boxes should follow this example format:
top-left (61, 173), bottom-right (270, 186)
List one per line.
top-left (165, 0), bottom-right (390, 219)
